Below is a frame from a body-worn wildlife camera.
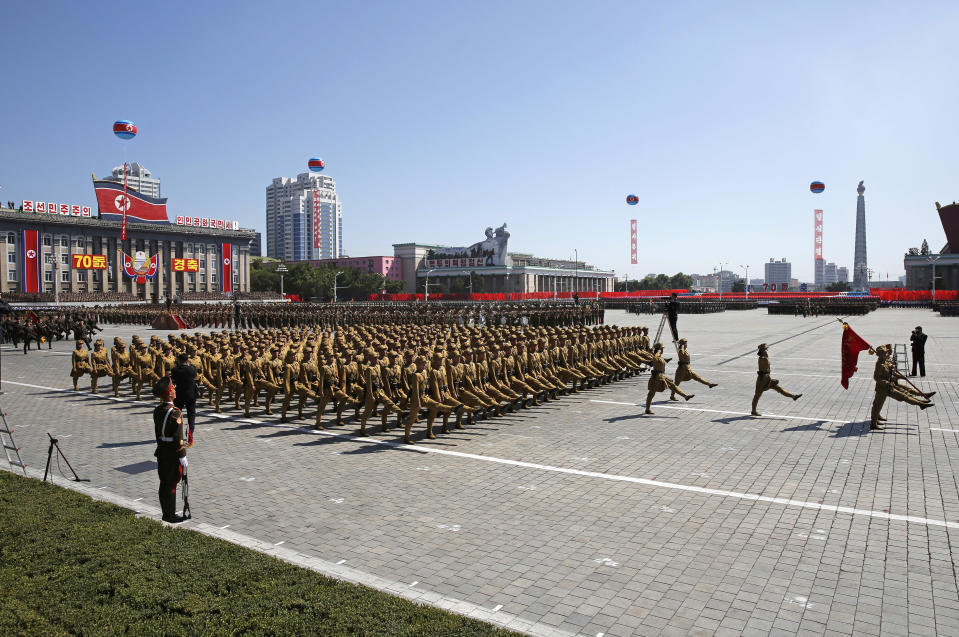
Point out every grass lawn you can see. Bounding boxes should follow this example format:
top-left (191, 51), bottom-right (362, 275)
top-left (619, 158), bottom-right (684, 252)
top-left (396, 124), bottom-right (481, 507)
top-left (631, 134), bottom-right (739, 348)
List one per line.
top-left (0, 472), bottom-right (522, 636)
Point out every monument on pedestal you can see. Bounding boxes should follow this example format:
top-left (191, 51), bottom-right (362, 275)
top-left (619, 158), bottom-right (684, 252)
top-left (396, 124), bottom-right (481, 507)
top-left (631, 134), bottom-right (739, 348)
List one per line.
top-left (853, 181), bottom-right (869, 289)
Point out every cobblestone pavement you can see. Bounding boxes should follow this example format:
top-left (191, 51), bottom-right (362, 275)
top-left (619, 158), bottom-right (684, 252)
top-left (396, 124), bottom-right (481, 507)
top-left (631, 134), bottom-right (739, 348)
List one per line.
top-left (2, 309), bottom-right (958, 636)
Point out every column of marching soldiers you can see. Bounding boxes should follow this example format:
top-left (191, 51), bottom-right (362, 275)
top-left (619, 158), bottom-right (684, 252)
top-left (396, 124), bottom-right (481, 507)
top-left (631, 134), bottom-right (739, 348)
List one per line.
top-left (66, 318), bottom-right (726, 444)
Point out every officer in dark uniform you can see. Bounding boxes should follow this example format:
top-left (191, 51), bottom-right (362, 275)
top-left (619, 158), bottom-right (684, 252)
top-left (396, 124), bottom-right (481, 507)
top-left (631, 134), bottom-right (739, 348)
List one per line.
top-left (153, 376), bottom-right (187, 524)
top-left (170, 353), bottom-right (198, 446)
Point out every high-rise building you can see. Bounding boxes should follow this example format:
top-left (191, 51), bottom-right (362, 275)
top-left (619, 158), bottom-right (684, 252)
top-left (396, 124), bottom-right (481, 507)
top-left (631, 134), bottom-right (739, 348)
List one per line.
top-left (823, 262), bottom-right (838, 286)
top-left (764, 258), bottom-right (791, 287)
top-left (837, 266), bottom-right (849, 283)
top-left (266, 173), bottom-right (342, 261)
top-left (853, 180), bottom-right (868, 288)
top-left (250, 232), bottom-right (262, 257)
top-left (103, 162), bottom-right (161, 198)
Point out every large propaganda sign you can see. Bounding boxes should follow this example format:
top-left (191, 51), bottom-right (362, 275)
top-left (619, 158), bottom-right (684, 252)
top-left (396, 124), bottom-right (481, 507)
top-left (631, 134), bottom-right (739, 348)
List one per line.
top-left (814, 209), bottom-right (823, 261)
top-left (175, 216), bottom-right (239, 230)
top-left (72, 254), bottom-right (107, 269)
top-left (21, 200), bottom-right (93, 217)
top-left (172, 258), bottom-right (200, 272)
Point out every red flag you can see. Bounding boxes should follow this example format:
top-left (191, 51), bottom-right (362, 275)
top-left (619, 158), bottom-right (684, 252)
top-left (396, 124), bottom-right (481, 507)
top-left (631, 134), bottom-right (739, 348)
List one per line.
top-left (840, 323), bottom-right (871, 389)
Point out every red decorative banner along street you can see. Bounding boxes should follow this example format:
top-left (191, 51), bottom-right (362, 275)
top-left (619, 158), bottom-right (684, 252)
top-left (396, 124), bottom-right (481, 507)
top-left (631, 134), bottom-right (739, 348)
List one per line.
top-left (221, 243), bottom-right (233, 294)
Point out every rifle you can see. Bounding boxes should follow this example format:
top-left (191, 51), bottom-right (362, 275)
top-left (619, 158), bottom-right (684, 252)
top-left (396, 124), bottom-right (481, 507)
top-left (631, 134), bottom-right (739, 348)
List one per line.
top-left (181, 466), bottom-right (191, 520)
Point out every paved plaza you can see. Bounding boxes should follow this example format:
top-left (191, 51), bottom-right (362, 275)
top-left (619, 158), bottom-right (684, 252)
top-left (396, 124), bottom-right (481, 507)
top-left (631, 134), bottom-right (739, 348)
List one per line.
top-left (2, 308), bottom-right (958, 636)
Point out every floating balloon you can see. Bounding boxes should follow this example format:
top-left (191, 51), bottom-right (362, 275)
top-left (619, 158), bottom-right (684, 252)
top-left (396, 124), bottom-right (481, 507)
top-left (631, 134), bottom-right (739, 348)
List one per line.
top-left (308, 157), bottom-right (325, 172)
top-left (626, 194), bottom-right (639, 205)
top-left (113, 120), bottom-right (137, 140)
top-left (810, 181), bottom-right (825, 193)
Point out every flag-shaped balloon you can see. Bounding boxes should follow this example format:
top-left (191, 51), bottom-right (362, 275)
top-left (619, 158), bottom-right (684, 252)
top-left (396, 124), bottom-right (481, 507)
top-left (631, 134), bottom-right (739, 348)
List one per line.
top-left (810, 181), bottom-right (825, 193)
top-left (113, 120), bottom-right (137, 140)
top-left (308, 157), bottom-right (325, 172)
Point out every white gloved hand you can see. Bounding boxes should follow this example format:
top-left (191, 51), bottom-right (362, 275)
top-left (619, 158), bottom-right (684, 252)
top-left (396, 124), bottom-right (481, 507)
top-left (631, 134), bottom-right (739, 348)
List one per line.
top-left (179, 457), bottom-right (188, 469)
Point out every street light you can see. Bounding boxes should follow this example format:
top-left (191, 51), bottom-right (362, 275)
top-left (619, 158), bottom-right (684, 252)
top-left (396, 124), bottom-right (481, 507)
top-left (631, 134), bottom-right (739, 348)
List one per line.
top-left (739, 264), bottom-right (749, 299)
top-left (463, 270), bottom-right (473, 298)
top-left (504, 268), bottom-right (510, 301)
top-left (275, 262), bottom-right (288, 297)
top-left (332, 270), bottom-right (344, 303)
top-left (926, 254), bottom-right (942, 303)
top-left (574, 248), bottom-right (579, 295)
top-left (424, 268), bottom-right (436, 302)
top-left (718, 261), bottom-right (728, 302)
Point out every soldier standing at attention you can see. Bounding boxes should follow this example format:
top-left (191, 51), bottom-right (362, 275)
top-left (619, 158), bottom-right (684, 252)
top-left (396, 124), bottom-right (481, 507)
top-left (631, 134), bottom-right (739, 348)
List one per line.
top-left (153, 377), bottom-right (188, 524)
top-left (751, 343), bottom-right (802, 416)
top-left (670, 338), bottom-right (717, 400)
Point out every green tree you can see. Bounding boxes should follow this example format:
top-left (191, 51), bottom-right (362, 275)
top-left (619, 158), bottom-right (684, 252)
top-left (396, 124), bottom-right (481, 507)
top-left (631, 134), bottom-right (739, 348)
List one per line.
top-left (826, 281), bottom-right (851, 292)
top-left (731, 280), bottom-right (745, 292)
top-left (250, 258), bottom-right (280, 293)
top-left (920, 239), bottom-right (930, 255)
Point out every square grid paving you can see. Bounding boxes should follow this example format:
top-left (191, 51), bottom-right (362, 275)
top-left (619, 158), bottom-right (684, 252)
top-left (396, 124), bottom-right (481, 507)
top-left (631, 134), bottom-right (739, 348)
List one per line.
top-left (2, 308), bottom-right (958, 636)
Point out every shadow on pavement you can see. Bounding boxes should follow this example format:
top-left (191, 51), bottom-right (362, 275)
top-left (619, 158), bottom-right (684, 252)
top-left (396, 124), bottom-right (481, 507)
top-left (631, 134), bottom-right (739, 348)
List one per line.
top-left (97, 439), bottom-right (155, 449)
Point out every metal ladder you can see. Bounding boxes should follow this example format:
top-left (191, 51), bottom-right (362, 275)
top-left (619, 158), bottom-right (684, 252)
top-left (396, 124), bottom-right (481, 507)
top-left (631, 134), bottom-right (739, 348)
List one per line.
top-left (653, 313), bottom-right (681, 353)
top-left (893, 343), bottom-right (910, 375)
top-left (1, 406), bottom-right (27, 475)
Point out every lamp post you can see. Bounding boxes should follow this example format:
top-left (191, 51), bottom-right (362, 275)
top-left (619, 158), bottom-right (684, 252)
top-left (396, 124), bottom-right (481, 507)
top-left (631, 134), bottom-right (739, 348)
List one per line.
top-left (275, 262), bottom-right (288, 297)
top-left (927, 254), bottom-right (942, 303)
top-left (332, 270), bottom-right (344, 303)
top-left (464, 270), bottom-right (473, 299)
top-left (504, 268), bottom-right (510, 301)
top-left (740, 264), bottom-right (749, 299)
top-left (574, 249), bottom-right (579, 294)
top-left (54, 242), bottom-right (61, 306)
top-left (424, 268), bottom-right (436, 302)
top-left (718, 261), bottom-right (728, 302)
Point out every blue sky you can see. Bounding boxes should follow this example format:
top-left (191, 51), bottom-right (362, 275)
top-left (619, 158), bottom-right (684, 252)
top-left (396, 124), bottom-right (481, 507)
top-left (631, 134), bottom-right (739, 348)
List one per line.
top-left (2, 1), bottom-right (957, 282)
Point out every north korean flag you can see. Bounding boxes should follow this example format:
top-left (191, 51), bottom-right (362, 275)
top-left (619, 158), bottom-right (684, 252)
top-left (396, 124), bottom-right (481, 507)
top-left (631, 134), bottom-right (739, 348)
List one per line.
top-left (221, 243), bottom-right (233, 294)
top-left (20, 230), bottom-right (42, 294)
top-left (93, 180), bottom-right (170, 224)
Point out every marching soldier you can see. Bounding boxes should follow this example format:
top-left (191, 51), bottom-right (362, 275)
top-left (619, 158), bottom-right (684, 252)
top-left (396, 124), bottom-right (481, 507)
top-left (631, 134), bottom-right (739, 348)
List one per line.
top-left (670, 338), bottom-right (717, 400)
top-left (90, 338), bottom-right (112, 394)
top-left (645, 342), bottom-right (694, 414)
top-left (111, 337), bottom-right (133, 397)
top-left (751, 343), bottom-right (802, 416)
top-left (870, 345), bottom-right (933, 430)
top-left (70, 340), bottom-right (92, 391)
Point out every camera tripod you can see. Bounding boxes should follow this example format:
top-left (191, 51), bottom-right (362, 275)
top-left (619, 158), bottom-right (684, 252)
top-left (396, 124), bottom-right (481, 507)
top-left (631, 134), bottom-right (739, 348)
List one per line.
top-left (43, 432), bottom-right (89, 483)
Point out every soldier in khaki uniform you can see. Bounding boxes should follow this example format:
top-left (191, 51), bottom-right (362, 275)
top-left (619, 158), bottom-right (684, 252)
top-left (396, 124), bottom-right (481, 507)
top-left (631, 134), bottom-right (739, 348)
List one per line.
top-left (359, 348), bottom-right (400, 435)
top-left (89, 338), bottom-right (112, 394)
top-left (670, 338), bottom-right (717, 400)
top-left (645, 342), bottom-right (694, 414)
top-left (751, 343), bottom-right (802, 416)
top-left (111, 337), bottom-right (133, 398)
top-left (869, 345), bottom-right (933, 430)
top-left (131, 341), bottom-right (158, 401)
top-left (71, 340), bottom-right (92, 391)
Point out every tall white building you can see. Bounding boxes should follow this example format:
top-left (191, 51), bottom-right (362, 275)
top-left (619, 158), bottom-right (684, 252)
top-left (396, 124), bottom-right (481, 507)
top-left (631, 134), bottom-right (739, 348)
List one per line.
top-left (764, 258), bottom-right (791, 287)
top-left (104, 162), bottom-right (161, 198)
top-left (266, 173), bottom-right (342, 261)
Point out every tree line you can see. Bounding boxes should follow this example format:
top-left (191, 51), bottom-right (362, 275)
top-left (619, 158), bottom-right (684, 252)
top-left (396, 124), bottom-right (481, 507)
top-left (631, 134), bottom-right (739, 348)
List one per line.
top-left (250, 259), bottom-right (405, 301)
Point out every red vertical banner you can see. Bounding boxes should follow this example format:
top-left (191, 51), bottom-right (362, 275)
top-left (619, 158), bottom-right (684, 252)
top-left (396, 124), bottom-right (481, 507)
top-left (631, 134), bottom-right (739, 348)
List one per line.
top-left (20, 230), bottom-right (42, 293)
top-left (312, 189), bottom-right (321, 249)
top-left (221, 242), bottom-right (233, 294)
top-left (121, 162), bottom-right (128, 240)
top-left (630, 219), bottom-right (638, 264)
top-left (814, 209), bottom-right (823, 261)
